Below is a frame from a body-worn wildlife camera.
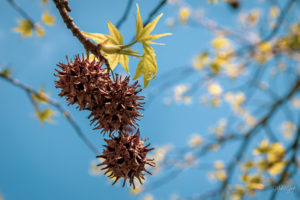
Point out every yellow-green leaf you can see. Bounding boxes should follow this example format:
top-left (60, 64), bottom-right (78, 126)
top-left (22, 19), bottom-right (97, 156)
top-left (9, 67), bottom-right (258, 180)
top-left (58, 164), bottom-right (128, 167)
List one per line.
top-left (142, 33), bottom-right (172, 44)
top-left (36, 25), bottom-right (45, 37)
top-left (14, 19), bottom-right (33, 37)
top-left (119, 55), bottom-right (129, 72)
top-left (36, 108), bottom-right (56, 125)
top-left (106, 54), bottom-right (120, 71)
top-left (0, 68), bottom-right (11, 78)
top-left (82, 31), bottom-right (110, 44)
top-left (107, 21), bottom-right (123, 45)
top-left (42, 11), bottom-right (55, 26)
top-left (42, 0), bottom-right (48, 5)
top-left (135, 4), bottom-right (171, 43)
top-left (133, 43), bottom-right (157, 87)
top-left (119, 48), bottom-right (142, 57)
top-left (136, 4), bottom-right (143, 39)
top-left (139, 13), bottom-right (163, 41)
top-left (32, 88), bottom-right (49, 103)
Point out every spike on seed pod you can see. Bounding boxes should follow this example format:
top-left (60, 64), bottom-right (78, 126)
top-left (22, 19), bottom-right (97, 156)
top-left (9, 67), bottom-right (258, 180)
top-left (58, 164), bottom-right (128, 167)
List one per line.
top-left (88, 74), bottom-right (144, 136)
top-left (96, 129), bottom-right (155, 188)
top-left (54, 54), bottom-right (109, 110)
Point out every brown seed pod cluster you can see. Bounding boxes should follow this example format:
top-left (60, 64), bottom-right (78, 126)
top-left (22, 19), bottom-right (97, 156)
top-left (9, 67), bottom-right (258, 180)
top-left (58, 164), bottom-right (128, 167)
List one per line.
top-left (97, 130), bottom-right (155, 188)
top-left (55, 55), bottom-right (155, 188)
top-left (55, 55), bottom-right (109, 110)
top-left (88, 75), bottom-right (144, 135)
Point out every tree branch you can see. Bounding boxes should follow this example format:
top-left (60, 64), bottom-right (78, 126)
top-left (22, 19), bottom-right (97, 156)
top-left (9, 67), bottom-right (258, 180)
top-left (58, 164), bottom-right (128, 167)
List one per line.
top-left (0, 73), bottom-right (100, 155)
top-left (7, 0), bottom-right (36, 28)
top-left (116, 0), bottom-right (134, 29)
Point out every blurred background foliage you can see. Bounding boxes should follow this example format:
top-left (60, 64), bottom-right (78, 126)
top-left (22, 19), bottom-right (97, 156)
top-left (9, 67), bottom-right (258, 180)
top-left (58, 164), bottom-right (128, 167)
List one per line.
top-left (1, 0), bottom-right (300, 200)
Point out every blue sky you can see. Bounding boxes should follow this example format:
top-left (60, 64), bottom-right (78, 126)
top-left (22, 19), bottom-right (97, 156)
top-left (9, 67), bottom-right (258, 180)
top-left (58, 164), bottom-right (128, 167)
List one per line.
top-left (0, 0), bottom-right (299, 200)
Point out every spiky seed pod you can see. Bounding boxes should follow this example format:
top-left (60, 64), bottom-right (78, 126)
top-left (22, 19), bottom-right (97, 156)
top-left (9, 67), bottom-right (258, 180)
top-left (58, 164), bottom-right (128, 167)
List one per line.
top-left (55, 55), bottom-right (109, 110)
top-left (97, 130), bottom-right (155, 188)
top-left (88, 74), bottom-right (144, 135)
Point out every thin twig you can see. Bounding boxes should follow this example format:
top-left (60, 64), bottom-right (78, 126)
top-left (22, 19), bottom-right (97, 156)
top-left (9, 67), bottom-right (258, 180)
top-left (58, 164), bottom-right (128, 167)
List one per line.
top-left (7, 0), bottom-right (36, 28)
top-left (0, 74), bottom-right (100, 155)
top-left (116, 0), bottom-right (134, 29)
top-left (143, 0), bottom-right (167, 26)
top-left (220, 77), bottom-right (300, 199)
top-left (269, 113), bottom-right (300, 200)
top-left (52, 0), bottom-right (115, 80)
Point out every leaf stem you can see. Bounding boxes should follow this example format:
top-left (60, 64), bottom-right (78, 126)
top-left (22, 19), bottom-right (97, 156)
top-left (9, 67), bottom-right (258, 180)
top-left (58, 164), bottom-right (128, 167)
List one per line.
top-left (123, 40), bottom-right (137, 49)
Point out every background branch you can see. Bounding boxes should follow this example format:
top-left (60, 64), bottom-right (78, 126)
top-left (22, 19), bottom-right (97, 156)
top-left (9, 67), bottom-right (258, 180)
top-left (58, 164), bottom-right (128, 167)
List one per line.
top-left (0, 73), bottom-right (100, 155)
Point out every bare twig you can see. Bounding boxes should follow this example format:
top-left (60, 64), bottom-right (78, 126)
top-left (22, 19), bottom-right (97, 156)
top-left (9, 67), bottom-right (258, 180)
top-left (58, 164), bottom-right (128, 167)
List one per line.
top-left (269, 113), bottom-right (300, 200)
top-left (116, 0), bottom-right (134, 29)
top-left (0, 74), bottom-right (100, 155)
top-left (52, 0), bottom-right (98, 55)
top-left (7, 0), bottom-right (36, 28)
top-left (143, 0), bottom-right (167, 26)
top-left (52, 0), bottom-right (115, 79)
top-left (220, 76), bottom-right (300, 199)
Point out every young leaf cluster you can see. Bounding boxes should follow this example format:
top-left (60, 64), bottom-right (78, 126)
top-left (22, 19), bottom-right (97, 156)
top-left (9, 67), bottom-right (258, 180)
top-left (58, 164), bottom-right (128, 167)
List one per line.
top-left (83, 4), bottom-right (171, 87)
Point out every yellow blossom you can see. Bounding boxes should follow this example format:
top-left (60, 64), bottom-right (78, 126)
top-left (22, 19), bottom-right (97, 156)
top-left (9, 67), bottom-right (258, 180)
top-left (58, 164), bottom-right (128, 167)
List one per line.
top-left (42, 11), bottom-right (55, 26)
top-left (36, 25), bottom-right (45, 37)
top-left (36, 108), bottom-right (56, 125)
top-left (248, 10), bottom-right (260, 26)
top-left (174, 84), bottom-right (188, 101)
top-left (225, 64), bottom-right (243, 79)
top-left (184, 152), bottom-right (195, 166)
top-left (143, 194), bottom-right (154, 200)
top-left (253, 139), bottom-right (269, 155)
top-left (267, 143), bottom-right (285, 163)
top-left (212, 36), bottom-right (229, 48)
top-left (268, 161), bottom-right (286, 176)
top-left (215, 160), bottom-right (224, 169)
top-left (188, 134), bottom-right (203, 147)
top-left (14, 19), bottom-right (33, 37)
top-left (280, 121), bottom-right (296, 139)
top-left (231, 185), bottom-right (245, 200)
top-left (241, 161), bottom-right (254, 171)
top-left (269, 6), bottom-right (279, 19)
top-left (291, 98), bottom-right (300, 108)
top-left (210, 169), bottom-right (227, 181)
top-left (179, 7), bottom-right (191, 24)
top-left (211, 119), bottom-right (227, 136)
top-left (193, 52), bottom-right (210, 69)
top-left (130, 185), bottom-right (143, 194)
top-left (259, 42), bottom-right (272, 52)
top-left (211, 97), bottom-right (221, 107)
top-left (208, 83), bottom-right (222, 96)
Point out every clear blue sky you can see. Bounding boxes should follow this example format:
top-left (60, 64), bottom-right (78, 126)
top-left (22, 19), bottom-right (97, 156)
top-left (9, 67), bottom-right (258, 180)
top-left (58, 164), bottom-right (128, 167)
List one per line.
top-left (0, 0), bottom-right (299, 200)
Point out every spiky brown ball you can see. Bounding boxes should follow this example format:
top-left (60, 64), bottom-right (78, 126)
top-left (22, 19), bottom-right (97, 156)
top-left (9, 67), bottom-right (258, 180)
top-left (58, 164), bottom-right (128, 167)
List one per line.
top-left (88, 74), bottom-right (144, 135)
top-left (97, 130), bottom-right (155, 188)
top-left (55, 55), bottom-right (109, 110)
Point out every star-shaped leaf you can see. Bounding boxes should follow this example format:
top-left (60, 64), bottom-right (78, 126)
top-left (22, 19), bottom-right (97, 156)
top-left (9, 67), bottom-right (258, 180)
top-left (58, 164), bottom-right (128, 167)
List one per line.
top-left (14, 19), bottom-right (33, 37)
top-left (82, 31), bottom-right (110, 44)
top-left (42, 11), bottom-right (55, 26)
top-left (135, 4), bottom-right (172, 44)
top-left (83, 22), bottom-right (141, 72)
top-left (32, 87), bottom-right (49, 103)
top-left (36, 108), bottom-right (56, 125)
top-left (133, 43), bottom-right (157, 88)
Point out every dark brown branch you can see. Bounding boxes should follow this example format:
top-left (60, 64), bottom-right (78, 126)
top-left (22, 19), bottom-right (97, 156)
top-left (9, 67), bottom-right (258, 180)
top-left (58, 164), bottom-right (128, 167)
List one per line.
top-left (52, 0), bottom-right (98, 55)
top-left (0, 73), bottom-right (100, 155)
top-left (52, 0), bottom-right (114, 78)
